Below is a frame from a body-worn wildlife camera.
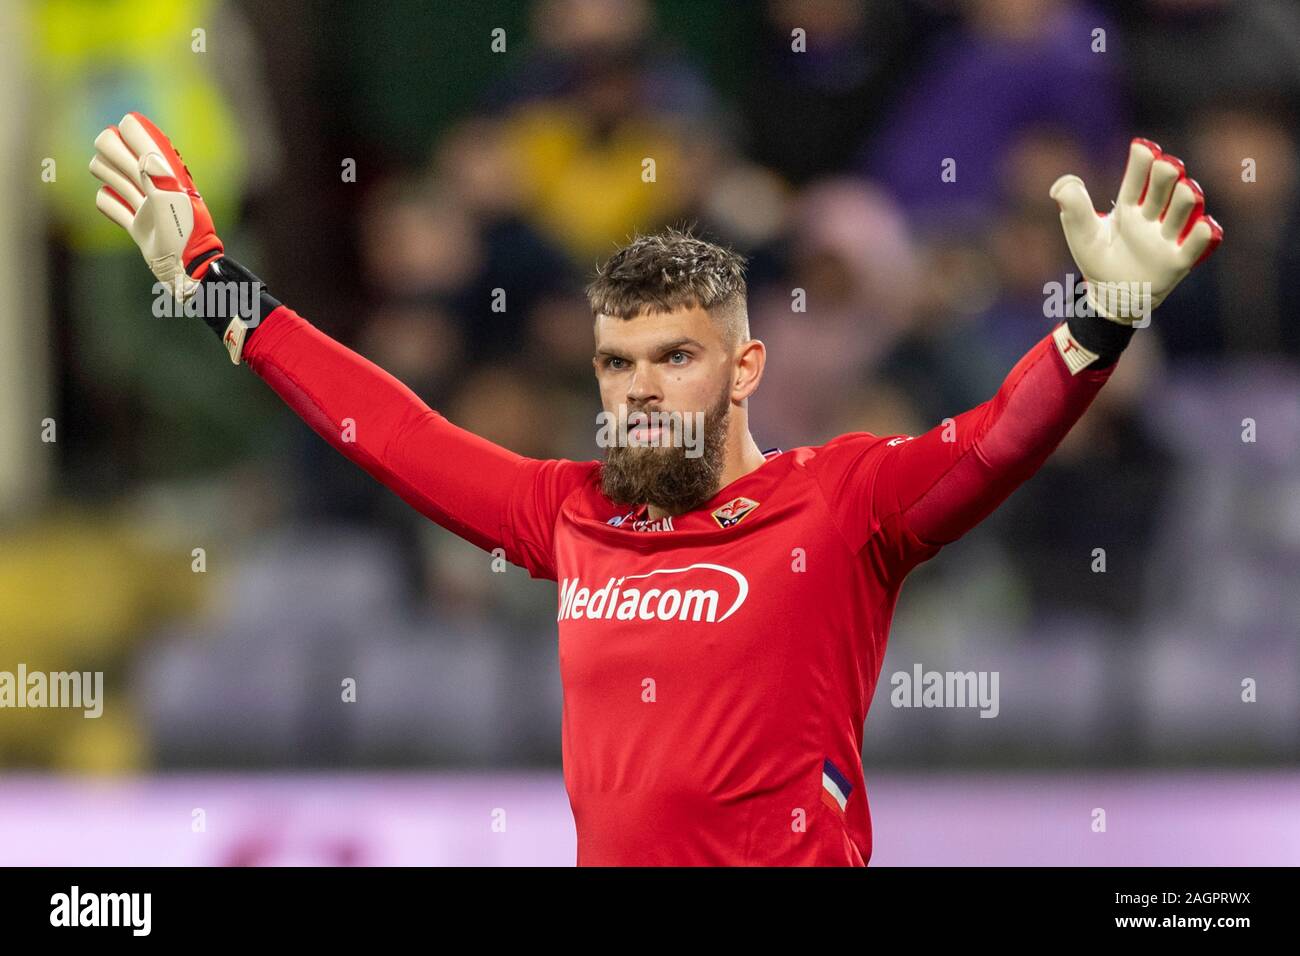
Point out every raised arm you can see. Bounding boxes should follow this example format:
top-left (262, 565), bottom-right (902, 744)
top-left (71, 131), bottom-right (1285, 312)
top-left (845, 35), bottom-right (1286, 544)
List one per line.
top-left (868, 317), bottom-right (1124, 567)
top-left (90, 111), bottom-right (593, 581)
top-left (241, 302), bottom-right (594, 578)
top-left (811, 137), bottom-right (1222, 582)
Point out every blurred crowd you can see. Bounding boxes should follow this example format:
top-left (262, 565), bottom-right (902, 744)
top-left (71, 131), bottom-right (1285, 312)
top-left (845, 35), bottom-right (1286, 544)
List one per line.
top-left (5, 0), bottom-right (1300, 771)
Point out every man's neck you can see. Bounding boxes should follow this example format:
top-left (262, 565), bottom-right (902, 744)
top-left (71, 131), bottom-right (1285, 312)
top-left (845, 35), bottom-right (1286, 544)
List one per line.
top-left (645, 433), bottom-right (767, 522)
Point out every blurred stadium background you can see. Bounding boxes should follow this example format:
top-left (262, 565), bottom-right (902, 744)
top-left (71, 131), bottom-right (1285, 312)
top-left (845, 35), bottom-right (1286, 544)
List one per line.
top-left (2, 0), bottom-right (1299, 864)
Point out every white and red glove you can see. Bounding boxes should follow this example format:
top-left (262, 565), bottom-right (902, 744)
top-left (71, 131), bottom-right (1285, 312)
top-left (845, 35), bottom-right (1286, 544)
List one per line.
top-left (89, 112), bottom-right (224, 303)
top-left (90, 113), bottom-right (277, 364)
top-left (1050, 137), bottom-right (1223, 326)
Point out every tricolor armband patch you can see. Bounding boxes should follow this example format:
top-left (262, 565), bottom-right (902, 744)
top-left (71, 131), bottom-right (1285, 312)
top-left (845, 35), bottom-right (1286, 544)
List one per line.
top-left (1052, 322), bottom-right (1100, 375)
top-left (820, 758), bottom-right (853, 817)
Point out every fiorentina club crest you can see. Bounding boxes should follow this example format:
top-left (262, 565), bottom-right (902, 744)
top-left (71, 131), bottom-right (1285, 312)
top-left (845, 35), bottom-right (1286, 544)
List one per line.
top-left (712, 496), bottom-right (759, 529)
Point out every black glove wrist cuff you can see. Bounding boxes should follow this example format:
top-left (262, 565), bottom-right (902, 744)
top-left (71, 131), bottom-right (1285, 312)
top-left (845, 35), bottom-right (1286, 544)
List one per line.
top-left (1065, 309), bottom-right (1137, 369)
top-left (193, 255), bottom-right (282, 346)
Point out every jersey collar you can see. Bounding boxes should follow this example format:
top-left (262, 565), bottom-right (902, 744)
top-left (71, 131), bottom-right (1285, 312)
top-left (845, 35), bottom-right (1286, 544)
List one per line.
top-left (618, 447), bottom-right (784, 524)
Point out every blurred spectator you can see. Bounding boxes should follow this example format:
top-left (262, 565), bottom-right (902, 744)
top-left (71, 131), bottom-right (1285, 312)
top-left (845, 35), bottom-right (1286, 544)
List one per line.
top-left (1153, 98), bottom-right (1300, 361)
top-left (1119, 0), bottom-right (1300, 133)
top-left (490, 0), bottom-right (724, 261)
top-left (750, 179), bottom-right (920, 448)
top-left (740, 0), bottom-right (927, 186)
top-left (488, 0), bottom-right (715, 119)
top-left (427, 119), bottom-right (578, 361)
top-left (860, 0), bottom-right (1125, 230)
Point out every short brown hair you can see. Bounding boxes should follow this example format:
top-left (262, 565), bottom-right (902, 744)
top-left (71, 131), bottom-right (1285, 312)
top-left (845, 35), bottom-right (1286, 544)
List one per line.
top-left (586, 226), bottom-right (749, 346)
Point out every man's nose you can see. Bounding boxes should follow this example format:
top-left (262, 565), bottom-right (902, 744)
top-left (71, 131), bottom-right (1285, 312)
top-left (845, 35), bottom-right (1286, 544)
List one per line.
top-left (626, 364), bottom-right (661, 403)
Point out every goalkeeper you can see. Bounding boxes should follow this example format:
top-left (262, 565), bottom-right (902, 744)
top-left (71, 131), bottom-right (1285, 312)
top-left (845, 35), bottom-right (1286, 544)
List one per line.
top-left (90, 113), bottom-right (1221, 866)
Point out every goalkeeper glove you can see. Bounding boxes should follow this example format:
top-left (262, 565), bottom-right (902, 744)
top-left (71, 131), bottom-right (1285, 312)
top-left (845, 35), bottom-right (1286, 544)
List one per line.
top-left (1050, 137), bottom-right (1222, 328)
top-left (90, 112), bottom-right (275, 364)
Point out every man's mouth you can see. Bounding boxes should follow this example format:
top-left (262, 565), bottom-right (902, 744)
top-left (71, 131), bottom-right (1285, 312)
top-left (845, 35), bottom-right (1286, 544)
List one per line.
top-left (626, 410), bottom-right (669, 444)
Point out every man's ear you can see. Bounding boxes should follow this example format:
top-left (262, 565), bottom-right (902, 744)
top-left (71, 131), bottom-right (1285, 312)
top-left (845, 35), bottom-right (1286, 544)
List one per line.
top-left (734, 338), bottom-right (765, 401)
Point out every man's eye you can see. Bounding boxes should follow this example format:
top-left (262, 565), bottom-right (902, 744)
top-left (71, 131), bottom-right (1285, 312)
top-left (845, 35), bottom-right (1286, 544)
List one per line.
top-left (606, 357), bottom-right (626, 370)
top-left (668, 351), bottom-right (688, 365)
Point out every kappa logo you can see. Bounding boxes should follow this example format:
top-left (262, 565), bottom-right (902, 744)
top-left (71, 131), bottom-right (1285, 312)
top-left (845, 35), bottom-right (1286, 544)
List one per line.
top-left (606, 510), bottom-right (674, 532)
top-left (712, 496), bottom-right (759, 529)
top-left (631, 513), bottom-right (674, 532)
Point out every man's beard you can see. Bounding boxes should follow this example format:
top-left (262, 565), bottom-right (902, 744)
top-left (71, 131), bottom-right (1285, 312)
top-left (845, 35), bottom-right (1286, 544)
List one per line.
top-left (600, 382), bottom-right (732, 516)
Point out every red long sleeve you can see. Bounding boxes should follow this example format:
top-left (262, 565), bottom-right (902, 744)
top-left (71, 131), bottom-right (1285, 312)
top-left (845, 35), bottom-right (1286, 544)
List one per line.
top-left (243, 305), bottom-right (596, 580)
top-left (808, 322), bottom-right (1118, 582)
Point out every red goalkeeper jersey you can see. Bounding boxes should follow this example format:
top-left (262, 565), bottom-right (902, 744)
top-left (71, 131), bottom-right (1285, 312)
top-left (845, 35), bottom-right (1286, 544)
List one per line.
top-left (244, 306), bottom-right (1117, 866)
